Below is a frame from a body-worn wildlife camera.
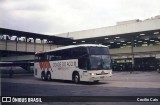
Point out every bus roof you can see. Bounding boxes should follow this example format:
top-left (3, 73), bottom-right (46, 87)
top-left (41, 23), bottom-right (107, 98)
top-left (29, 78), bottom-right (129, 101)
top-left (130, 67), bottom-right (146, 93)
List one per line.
top-left (36, 44), bottom-right (108, 54)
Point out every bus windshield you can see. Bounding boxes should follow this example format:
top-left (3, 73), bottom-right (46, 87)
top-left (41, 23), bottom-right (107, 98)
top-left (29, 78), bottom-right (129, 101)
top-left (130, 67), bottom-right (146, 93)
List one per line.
top-left (87, 47), bottom-right (111, 70)
top-left (89, 55), bottom-right (111, 70)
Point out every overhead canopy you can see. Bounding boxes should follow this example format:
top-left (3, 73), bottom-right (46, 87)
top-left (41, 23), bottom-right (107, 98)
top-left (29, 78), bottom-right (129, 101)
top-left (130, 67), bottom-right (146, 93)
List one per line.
top-left (73, 29), bottom-right (160, 49)
top-left (0, 28), bottom-right (73, 45)
top-left (0, 28), bottom-right (159, 47)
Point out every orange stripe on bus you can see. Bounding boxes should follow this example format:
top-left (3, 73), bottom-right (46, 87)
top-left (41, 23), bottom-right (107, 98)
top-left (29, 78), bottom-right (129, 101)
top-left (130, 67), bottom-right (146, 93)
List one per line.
top-left (47, 62), bottom-right (50, 69)
top-left (42, 62), bottom-right (45, 69)
top-left (45, 62), bottom-right (48, 69)
top-left (39, 62), bottom-right (51, 70)
top-left (45, 62), bottom-right (48, 68)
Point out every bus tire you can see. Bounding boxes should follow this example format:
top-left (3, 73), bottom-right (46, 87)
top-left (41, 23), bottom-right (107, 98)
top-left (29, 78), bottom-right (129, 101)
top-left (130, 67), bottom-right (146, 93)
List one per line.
top-left (46, 72), bottom-right (51, 81)
top-left (73, 73), bottom-right (80, 84)
top-left (41, 72), bottom-right (46, 81)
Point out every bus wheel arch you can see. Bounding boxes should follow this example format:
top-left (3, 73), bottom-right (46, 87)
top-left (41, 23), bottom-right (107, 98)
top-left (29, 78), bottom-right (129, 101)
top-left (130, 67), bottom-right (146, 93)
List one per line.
top-left (72, 71), bottom-right (80, 84)
top-left (46, 71), bottom-right (51, 81)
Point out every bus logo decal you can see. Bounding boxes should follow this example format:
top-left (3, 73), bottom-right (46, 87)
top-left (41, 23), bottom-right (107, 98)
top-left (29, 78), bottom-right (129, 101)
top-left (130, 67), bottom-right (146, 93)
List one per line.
top-left (39, 62), bottom-right (52, 72)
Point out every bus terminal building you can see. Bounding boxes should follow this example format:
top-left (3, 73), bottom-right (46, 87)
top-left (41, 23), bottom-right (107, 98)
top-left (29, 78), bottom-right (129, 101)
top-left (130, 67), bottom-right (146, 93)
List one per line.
top-left (56, 15), bottom-right (160, 71)
top-left (0, 15), bottom-right (160, 71)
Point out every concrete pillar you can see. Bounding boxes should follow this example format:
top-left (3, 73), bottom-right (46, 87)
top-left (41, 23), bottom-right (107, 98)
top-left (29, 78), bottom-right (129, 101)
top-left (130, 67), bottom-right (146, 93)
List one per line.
top-left (25, 37), bottom-right (28, 52)
top-left (5, 36), bottom-right (7, 50)
top-left (41, 39), bottom-right (44, 51)
top-left (131, 37), bottom-right (135, 71)
top-left (50, 43), bottom-right (51, 50)
top-left (15, 36), bottom-right (19, 52)
top-left (34, 38), bottom-right (36, 52)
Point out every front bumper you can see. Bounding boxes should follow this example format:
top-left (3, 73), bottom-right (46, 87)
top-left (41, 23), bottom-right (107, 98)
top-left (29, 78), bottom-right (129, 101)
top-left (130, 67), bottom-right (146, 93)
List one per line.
top-left (89, 74), bottom-right (112, 81)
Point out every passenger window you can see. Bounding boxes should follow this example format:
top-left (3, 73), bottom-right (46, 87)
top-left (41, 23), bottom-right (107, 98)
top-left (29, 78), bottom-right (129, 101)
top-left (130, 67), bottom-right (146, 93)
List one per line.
top-left (60, 49), bottom-right (71, 60)
top-left (35, 55), bottom-right (39, 62)
top-left (35, 53), bottom-right (45, 62)
top-left (71, 47), bottom-right (87, 58)
top-left (48, 51), bottom-right (61, 61)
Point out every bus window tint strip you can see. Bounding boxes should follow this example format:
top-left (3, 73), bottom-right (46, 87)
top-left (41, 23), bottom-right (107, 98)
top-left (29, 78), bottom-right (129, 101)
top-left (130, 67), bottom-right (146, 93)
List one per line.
top-left (88, 47), bottom-right (109, 55)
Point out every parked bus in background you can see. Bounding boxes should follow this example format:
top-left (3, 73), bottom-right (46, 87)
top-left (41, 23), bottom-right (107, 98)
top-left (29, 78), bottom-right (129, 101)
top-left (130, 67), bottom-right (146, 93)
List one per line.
top-left (34, 44), bottom-right (112, 83)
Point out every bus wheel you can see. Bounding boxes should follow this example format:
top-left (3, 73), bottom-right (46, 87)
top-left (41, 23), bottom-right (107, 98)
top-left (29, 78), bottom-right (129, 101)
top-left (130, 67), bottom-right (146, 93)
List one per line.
top-left (73, 73), bottom-right (80, 84)
top-left (46, 72), bottom-right (51, 81)
top-left (41, 72), bottom-right (46, 81)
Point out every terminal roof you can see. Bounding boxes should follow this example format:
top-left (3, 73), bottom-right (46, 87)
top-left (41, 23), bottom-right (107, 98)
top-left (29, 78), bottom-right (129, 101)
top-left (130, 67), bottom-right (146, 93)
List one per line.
top-left (0, 28), bottom-right (73, 45)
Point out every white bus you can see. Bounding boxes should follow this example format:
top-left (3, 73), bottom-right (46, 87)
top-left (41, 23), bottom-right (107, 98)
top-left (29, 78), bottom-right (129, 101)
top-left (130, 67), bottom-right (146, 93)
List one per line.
top-left (34, 44), bottom-right (112, 83)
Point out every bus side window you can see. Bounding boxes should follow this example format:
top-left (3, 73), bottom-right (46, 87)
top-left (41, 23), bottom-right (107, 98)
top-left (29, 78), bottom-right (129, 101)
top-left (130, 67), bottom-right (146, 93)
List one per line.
top-left (48, 51), bottom-right (62, 61)
top-left (62, 49), bottom-right (71, 60)
top-left (38, 54), bottom-right (45, 62)
top-left (50, 55), bottom-right (55, 61)
top-left (35, 55), bottom-right (39, 62)
top-left (54, 56), bottom-right (61, 60)
top-left (54, 51), bottom-right (62, 60)
top-left (71, 47), bottom-right (87, 59)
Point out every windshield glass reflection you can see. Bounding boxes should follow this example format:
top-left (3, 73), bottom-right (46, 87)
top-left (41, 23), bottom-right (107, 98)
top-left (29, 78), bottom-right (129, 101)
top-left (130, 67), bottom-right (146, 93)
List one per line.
top-left (89, 55), bottom-right (111, 70)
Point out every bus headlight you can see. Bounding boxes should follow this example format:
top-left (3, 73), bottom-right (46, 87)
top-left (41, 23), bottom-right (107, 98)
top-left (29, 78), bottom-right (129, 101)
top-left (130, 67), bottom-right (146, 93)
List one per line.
top-left (90, 73), bottom-right (96, 76)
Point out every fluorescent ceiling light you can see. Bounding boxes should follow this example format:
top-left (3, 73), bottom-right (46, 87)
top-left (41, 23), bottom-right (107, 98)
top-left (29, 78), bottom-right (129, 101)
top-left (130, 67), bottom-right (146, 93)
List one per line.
top-left (73, 42), bottom-right (76, 43)
top-left (150, 40), bottom-right (154, 41)
top-left (142, 44), bottom-right (148, 46)
top-left (140, 33), bottom-right (145, 36)
top-left (105, 38), bottom-right (108, 39)
top-left (81, 41), bottom-right (85, 42)
top-left (115, 37), bottom-right (120, 38)
top-left (110, 42), bottom-right (114, 43)
top-left (138, 41), bottom-right (142, 42)
top-left (145, 38), bottom-right (149, 40)
top-left (121, 41), bottom-right (125, 42)
top-left (154, 32), bottom-right (159, 34)
top-left (127, 42), bottom-right (131, 43)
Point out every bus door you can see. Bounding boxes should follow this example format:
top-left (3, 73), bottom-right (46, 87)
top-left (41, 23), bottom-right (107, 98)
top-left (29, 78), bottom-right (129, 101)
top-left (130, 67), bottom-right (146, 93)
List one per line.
top-left (78, 56), bottom-right (89, 79)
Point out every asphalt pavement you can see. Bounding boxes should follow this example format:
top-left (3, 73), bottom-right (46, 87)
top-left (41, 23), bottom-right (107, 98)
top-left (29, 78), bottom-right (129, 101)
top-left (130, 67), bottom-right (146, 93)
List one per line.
top-left (1, 71), bottom-right (160, 105)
